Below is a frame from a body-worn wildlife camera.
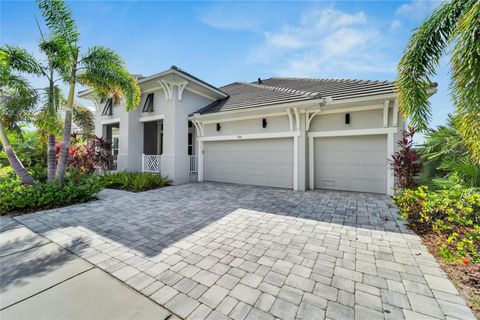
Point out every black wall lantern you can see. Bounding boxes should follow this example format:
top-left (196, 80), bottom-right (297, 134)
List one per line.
top-left (345, 113), bottom-right (350, 125)
top-left (216, 123), bottom-right (221, 131)
top-left (262, 118), bottom-right (267, 128)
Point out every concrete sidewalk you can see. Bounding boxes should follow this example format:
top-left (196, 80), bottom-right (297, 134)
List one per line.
top-left (0, 217), bottom-right (173, 320)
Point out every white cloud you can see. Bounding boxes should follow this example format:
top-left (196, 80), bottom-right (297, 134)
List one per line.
top-left (395, 0), bottom-right (439, 21)
top-left (264, 31), bottom-right (304, 50)
top-left (248, 6), bottom-right (390, 77)
top-left (390, 19), bottom-right (402, 31)
top-left (198, 5), bottom-right (258, 30)
top-left (321, 28), bottom-right (378, 57)
top-left (302, 8), bottom-right (367, 30)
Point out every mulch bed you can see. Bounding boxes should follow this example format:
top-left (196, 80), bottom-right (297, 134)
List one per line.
top-left (411, 223), bottom-right (480, 319)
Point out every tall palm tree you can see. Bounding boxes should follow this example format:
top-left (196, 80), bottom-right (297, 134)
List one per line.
top-left (36, 36), bottom-right (69, 181)
top-left (397, 0), bottom-right (480, 163)
top-left (0, 46), bottom-right (42, 185)
top-left (37, 0), bottom-right (140, 181)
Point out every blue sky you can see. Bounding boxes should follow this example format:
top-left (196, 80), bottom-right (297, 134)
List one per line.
top-left (1, 0), bottom-right (451, 131)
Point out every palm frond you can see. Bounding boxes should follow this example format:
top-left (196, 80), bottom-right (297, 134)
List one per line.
top-left (396, 0), bottom-right (472, 130)
top-left (39, 36), bottom-right (72, 81)
top-left (37, 0), bottom-right (79, 52)
top-left (77, 46), bottom-right (140, 111)
top-left (72, 103), bottom-right (94, 135)
top-left (0, 45), bottom-right (43, 76)
top-left (450, 1), bottom-right (480, 163)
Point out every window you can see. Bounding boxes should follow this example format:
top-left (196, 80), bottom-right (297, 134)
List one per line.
top-left (188, 133), bottom-right (193, 155)
top-left (101, 99), bottom-right (113, 116)
top-left (142, 93), bottom-right (154, 112)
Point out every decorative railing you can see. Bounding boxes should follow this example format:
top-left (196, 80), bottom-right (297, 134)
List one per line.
top-left (112, 154), bottom-right (118, 170)
top-left (189, 155), bottom-right (197, 174)
top-left (142, 154), bottom-right (161, 173)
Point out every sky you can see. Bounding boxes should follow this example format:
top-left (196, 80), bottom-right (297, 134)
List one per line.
top-left (1, 0), bottom-right (452, 133)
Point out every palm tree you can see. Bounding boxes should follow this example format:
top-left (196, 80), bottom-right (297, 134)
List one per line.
top-left (397, 0), bottom-right (480, 163)
top-left (37, 35), bottom-right (69, 181)
top-left (37, 0), bottom-right (140, 181)
top-left (0, 46), bottom-right (42, 185)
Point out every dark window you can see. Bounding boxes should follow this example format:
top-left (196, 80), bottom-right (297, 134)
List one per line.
top-left (188, 133), bottom-right (193, 155)
top-left (101, 99), bottom-right (113, 116)
top-left (188, 121), bottom-right (193, 128)
top-left (142, 93), bottom-right (154, 112)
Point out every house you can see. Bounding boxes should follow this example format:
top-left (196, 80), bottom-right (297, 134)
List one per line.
top-left (78, 66), bottom-right (435, 195)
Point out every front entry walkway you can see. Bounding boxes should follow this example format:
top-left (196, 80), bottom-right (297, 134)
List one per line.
top-left (5, 183), bottom-right (476, 320)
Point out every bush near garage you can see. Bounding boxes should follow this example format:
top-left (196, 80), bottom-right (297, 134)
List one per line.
top-left (101, 171), bottom-right (170, 192)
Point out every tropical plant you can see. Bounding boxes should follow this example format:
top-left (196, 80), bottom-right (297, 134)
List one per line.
top-left (0, 130), bottom-right (47, 168)
top-left (397, 0), bottom-right (480, 163)
top-left (389, 128), bottom-right (422, 190)
top-left (101, 171), bottom-right (170, 192)
top-left (418, 117), bottom-right (480, 189)
top-left (72, 104), bottom-right (94, 139)
top-left (37, 0), bottom-right (140, 181)
top-left (0, 46), bottom-right (41, 184)
top-left (0, 171), bottom-right (102, 214)
top-left (393, 186), bottom-right (480, 263)
top-left (59, 133), bottom-right (112, 173)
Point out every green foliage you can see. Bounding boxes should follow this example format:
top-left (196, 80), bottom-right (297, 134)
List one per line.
top-left (77, 46), bottom-right (141, 111)
top-left (101, 171), bottom-right (170, 192)
top-left (0, 130), bottom-right (47, 168)
top-left (393, 186), bottom-right (480, 263)
top-left (397, 0), bottom-right (480, 162)
top-left (418, 118), bottom-right (480, 189)
top-left (72, 104), bottom-right (94, 137)
top-left (36, 0), bottom-right (79, 50)
top-left (0, 172), bottom-right (102, 214)
top-left (0, 46), bottom-right (40, 135)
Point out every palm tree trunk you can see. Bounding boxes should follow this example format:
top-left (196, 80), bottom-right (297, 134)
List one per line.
top-left (47, 134), bottom-right (56, 181)
top-left (55, 56), bottom-right (77, 181)
top-left (0, 121), bottom-right (35, 185)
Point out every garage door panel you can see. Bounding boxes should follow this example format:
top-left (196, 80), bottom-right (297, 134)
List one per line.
top-left (314, 135), bottom-right (387, 193)
top-left (204, 138), bottom-right (293, 189)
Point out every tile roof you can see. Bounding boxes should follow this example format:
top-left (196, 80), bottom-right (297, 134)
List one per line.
top-left (196, 77), bottom-right (398, 115)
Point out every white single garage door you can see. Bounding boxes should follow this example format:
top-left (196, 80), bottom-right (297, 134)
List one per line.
top-left (204, 138), bottom-right (293, 189)
top-left (314, 135), bottom-right (387, 193)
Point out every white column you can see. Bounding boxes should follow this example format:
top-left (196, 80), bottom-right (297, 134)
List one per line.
top-left (309, 137), bottom-right (314, 190)
top-left (293, 136), bottom-right (298, 191)
top-left (387, 133), bottom-right (395, 196)
top-left (198, 140), bottom-right (204, 182)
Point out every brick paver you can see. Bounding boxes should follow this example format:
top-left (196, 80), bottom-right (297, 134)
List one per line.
top-left (13, 182), bottom-right (475, 319)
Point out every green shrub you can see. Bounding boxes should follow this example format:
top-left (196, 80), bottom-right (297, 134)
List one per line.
top-left (0, 173), bottom-right (103, 215)
top-left (101, 171), bottom-right (170, 192)
top-left (393, 186), bottom-right (480, 262)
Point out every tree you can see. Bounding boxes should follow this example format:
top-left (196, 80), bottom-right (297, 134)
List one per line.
top-left (0, 46), bottom-right (41, 185)
top-left (37, 34), bottom-right (70, 181)
top-left (37, 0), bottom-right (140, 181)
top-left (397, 0), bottom-right (480, 163)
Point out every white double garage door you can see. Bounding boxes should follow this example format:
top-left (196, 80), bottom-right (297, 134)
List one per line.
top-left (204, 135), bottom-right (387, 193)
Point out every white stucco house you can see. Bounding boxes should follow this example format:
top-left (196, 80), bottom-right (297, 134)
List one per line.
top-left (78, 66), bottom-right (435, 195)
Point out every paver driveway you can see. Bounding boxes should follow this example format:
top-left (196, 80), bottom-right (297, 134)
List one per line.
top-left (11, 182), bottom-right (475, 320)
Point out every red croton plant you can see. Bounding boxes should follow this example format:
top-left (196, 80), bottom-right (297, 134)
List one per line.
top-left (389, 127), bottom-right (422, 189)
top-left (56, 132), bottom-right (113, 173)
